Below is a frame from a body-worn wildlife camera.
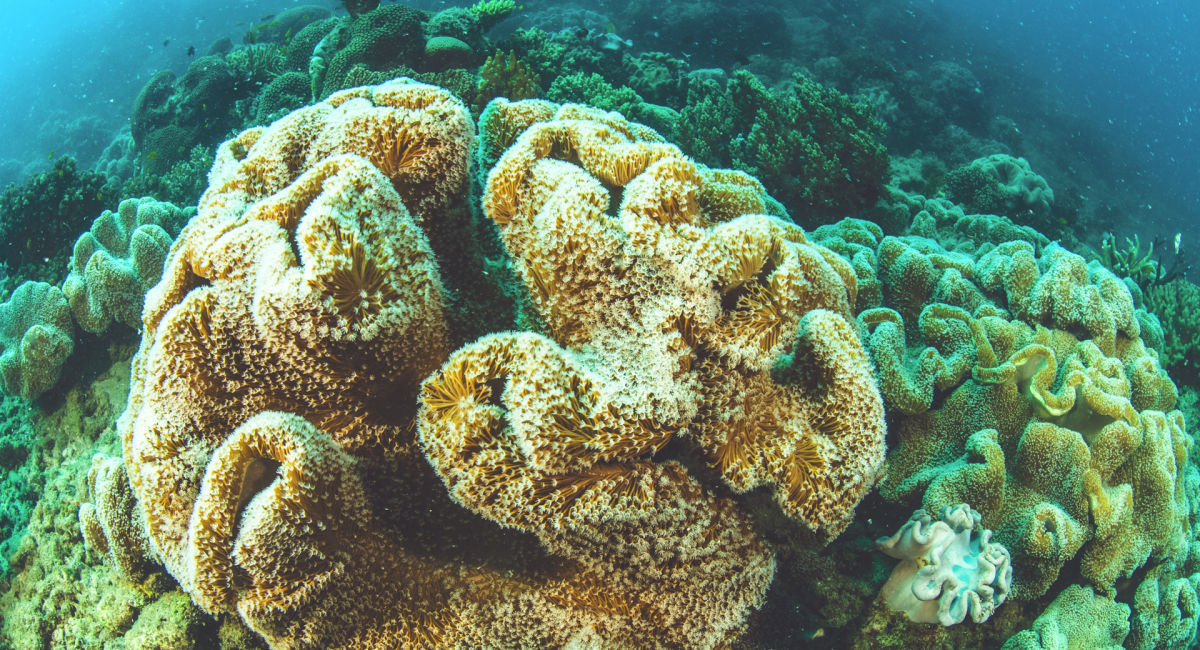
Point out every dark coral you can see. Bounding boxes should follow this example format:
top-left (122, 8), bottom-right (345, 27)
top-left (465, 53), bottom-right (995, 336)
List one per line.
top-left (320, 5), bottom-right (428, 98)
top-left (679, 71), bottom-right (889, 224)
top-left (0, 157), bottom-right (115, 283)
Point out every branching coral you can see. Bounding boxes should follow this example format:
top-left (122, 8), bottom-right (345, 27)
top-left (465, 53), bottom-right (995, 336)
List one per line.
top-left (678, 70), bottom-right (888, 222)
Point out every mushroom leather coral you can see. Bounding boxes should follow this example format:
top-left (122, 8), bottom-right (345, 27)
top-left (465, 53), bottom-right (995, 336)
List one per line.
top-left (477, 97), bottom-right (886, 539)
top-left (105, 79), bottom-right (781, 649)
top-left (811, 217), bottom-right (1192, 600)
top-left (115, 79), bottom-right (476, 647)
top-left (418, 332), bottom-right (775, 647)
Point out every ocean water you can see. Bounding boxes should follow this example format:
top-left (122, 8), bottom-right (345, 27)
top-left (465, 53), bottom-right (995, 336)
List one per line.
top-left (0, 1), bottom-right (1196, 648)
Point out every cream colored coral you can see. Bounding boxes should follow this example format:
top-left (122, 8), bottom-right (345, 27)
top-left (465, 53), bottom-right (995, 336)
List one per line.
top-left (478, 99), bottom-right (886, 539)
top-left (417, 332), bottom-right (775, 647)
top-left (61, 197), bottom-right (192, 333)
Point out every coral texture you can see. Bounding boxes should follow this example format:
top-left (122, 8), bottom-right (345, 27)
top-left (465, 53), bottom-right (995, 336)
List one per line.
top-left (877, 503), bottom-right (1013, 626)
top-left (812, 212), bottom-right (1193, 601)
top-left (96, 79), bottom-right (791, 649)
top-left (476, 97), bottom-right (886, 539)
top-left (114, 79), bottom-right (468, 647)
top-left (418, 332), bottom-right (775, 647)
top-left (1002, 584), bottom-right (1130, 649)
top-left (0, 281), bottom-right (74, 400)
top-left (61, 197), bottom-right (193, 333)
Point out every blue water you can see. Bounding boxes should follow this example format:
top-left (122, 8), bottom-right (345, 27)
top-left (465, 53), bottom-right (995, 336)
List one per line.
top-left (932, 0), bottom-right (1200, 236)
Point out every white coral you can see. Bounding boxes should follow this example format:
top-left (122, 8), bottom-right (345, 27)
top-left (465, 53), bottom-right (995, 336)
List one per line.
top-left (876, 503), bottom-right (1013, 625)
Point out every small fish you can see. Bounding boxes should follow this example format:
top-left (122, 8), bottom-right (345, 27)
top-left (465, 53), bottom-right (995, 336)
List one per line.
top-left (163, 39), bottom-right (170, 47)
top-left (187, 45), bottom-right (195, 57)
top-left (261, 14), bottom-right (276, 21)
top-left (147, 151), bottom-right (158, 162)
top-left (47, 150), bottom-right (54, 160)
top-left (1176, 233), bottom-right (1183, 254)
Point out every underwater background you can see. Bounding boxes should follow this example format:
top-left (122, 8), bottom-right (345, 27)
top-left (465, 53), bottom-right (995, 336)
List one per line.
top-left (0, 0), bottom-right (1196, 648)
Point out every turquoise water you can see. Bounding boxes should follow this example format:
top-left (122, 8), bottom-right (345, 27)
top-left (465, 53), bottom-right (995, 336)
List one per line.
top-left (0, 1), bottom-right (1195, 648)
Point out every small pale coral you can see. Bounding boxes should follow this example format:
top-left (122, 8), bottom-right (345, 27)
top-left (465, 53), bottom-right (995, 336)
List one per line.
top-left (0, 281), bottom-right (74, 399)
top-left (79, 454), bottom-right (154, 582)
top-left (61, 196), bottom-right (193, 333)
top-left (877, 503), bottom-right (1013, 626)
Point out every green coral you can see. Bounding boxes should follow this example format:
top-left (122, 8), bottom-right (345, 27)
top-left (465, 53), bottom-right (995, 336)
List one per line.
top-left (252, 70), bottom-right (311, 124)
top-left (467, 0), bottom-right (516, 32)
top-left (1101, 233), bottom-right (1187, 292)
top-left (225, 43), bottom-right (284, 85)
top-left (319, 5), bottom-right (426, 100)
top-left (1143, 278), bottom-right (1200, 388)
top-left (477, 50), bottom-right (540, 107)
top-left (679, 70), bottom-right (888, 223)
top-left (0, 281), bottom-right (74, 400)
top-left (546, 72), bottom-right (640, 116)
top-left (0, 156), bottom-right (114, 283)
top-left (0, 396), bottom-right (39, 577)
top-left (1002, 584), bottom-right (1130, 649)
top-left (121, 144), bottom-right (214, 208)
top-left (812, 214), bottom-right (1192, 604)
top-left (941, 154), bottom-right (1056, 235)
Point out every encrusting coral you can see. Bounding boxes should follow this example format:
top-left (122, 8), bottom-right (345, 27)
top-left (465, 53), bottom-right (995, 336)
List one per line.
top-left (474, 97), bottom-right (886, 540)
top-left (812, 210), bottom-right (1193, 602)
top-left (0, 281), bottom-right (74, 400)
top-left (61, 196), bottom-right (193, 334)
top-left (876, 503), bottom-right (1013, 626)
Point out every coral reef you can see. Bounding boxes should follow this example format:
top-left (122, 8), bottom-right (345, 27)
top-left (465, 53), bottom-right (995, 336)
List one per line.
top-left (679, 70), bottom-right (888, 223)
top-left (0, 156), bottom-right (115, 284)
top-left (876, 503), bottom-right (1012, 626)
top-left (0, 281), bottom-right (74, 400)
top-left (811, 211), bottom-right (1192, 603)
top-left (61, 197), bottom-right (193, 334)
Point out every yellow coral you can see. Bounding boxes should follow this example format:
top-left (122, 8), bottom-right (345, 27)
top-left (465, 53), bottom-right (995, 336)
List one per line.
top-left (417, 332), bottom-right (775, 646)
top-left (477, 99), bottom-right (886, 539)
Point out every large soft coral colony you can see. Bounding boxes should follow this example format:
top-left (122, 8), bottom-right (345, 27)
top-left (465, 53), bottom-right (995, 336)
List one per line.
top-left (75, 78), bottom-right (888, 649)
top-left (474, 97), bottom-right (886, 539)
top-left (813, 210), bottom-right (1191, 607)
